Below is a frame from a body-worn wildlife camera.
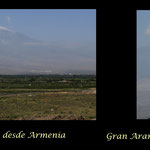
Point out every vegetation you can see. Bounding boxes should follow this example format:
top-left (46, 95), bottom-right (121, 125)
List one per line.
top-left (0, 75), bottom-right (96, 120)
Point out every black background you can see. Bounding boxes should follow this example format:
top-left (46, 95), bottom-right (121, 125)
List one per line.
top-left (100, 6), bottom-right (150, 145)
top-left (100, 7), bottom-right (137, 144)
top-left (0, 5), bottom-right (141, 145)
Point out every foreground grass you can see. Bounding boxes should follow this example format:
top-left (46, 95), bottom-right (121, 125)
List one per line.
top-left (0, 89), bottom-right (96, 120)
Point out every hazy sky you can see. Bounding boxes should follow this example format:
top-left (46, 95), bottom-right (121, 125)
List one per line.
top-left (137, 10), bottom-right (150, 119)
top-left (137, 10), bottom-right (150, 48)
top-left (0, 9), bottom-right (96, 43)
top-left (137, 10), bottom-right (150, 81)
top-left (0, 9), bottom-right (96, 74)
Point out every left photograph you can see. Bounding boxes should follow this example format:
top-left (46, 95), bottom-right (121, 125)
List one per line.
top-left (0, 9), bottom-right (96, 120)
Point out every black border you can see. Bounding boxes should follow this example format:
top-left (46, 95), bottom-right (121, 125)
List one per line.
top-left (100, 7), bottom-right (138, 145)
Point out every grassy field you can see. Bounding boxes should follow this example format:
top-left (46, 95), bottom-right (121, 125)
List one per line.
top-left (0, 75), bottom-right (96, 120)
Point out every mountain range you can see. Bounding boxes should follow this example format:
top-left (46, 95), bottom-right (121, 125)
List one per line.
top-left (0, 26), bottom-right (96, 75)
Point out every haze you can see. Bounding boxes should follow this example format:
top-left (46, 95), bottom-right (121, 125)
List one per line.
top-left (137, 10), bottom-right (150, 119)
top-left (0, 9), bottom-right (96, 75)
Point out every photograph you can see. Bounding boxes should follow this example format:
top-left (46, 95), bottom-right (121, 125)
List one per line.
top-left (137, 10), bottom-right (150, 119)
top-left (0, 9), bottom-right (96, 120)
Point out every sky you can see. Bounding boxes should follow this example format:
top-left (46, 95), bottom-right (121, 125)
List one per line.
top-left (0, 9), bottom-right (96, 43)
top-left (0, 9), bottom-right (96, 74)
top-left (137, 10), bottom-right (150, 80)
top-left (137, 10), bottom-right (150, 119)
top-left (137, 10), bottom-right (150, 48)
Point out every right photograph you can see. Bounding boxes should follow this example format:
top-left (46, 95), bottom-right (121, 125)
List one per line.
top-left (137, 10), bottom-right (150, 119)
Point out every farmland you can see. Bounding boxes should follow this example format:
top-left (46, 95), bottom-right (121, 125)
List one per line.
top-left (0, 75), bottom-right (96, 120)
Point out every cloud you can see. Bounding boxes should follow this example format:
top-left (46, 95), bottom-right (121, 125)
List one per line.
top-left (6, 16), bottom-right (11, 24)
top-left (0, 26), bottom-right (11, 31)
top-left (145, 25), bottom-right (150, 34)
top-left (0, 26), bottom-right (14, 33)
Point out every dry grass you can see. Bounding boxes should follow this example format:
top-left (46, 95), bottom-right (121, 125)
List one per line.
top-left (0, 88), bottom-right (96, 120)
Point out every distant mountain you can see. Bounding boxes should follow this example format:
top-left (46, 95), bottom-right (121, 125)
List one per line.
top-left (0, 26), bottom-right (96, 75)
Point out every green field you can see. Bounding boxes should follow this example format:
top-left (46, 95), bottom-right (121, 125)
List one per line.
top-left (0, 75), bottom-right (96, 120)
